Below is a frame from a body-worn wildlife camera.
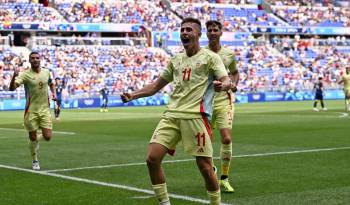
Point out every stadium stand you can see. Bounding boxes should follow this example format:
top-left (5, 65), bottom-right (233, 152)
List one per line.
top-left (0, 2), bottom-right (65, 22)
top-left (0, 0), bottom-right (349, 102)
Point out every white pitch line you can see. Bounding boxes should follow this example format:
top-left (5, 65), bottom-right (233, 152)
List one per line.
top-left (0, 164), bottom-right (232, 205)
top-left (0, 127), bottom-right (76, 135)
top-left (0, 136), bottom-right (14, 139)
top-left (46, 146), bottom-right (350, 173)
top-left (338, 112), bottom-right (349, 118)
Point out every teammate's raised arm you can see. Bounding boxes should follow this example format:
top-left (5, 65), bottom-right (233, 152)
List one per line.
top-left (9, 68), bottom-right (20, 91)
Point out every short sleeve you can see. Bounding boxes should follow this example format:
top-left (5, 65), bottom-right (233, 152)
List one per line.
top-left (160, 60), bottom-right (174, 83)
top-left (228, 54), bottom-right (237, 73)
top-left (210, 53), bottom-right (228, 80)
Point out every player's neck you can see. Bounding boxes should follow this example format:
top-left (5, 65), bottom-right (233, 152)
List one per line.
top-left (185, 45), bottom-right (201, 57)
top-left (208, 42), bottom-right (221, 53)
top-left (31, 66), bottom-right (41, 73)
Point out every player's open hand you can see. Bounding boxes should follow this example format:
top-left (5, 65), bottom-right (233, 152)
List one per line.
top-left (213, 80), bottom-right (223, 92)
top-left (121, 93), bottom-right (133, 103)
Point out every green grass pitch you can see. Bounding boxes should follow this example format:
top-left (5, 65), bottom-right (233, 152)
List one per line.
top-left (0, 100), bottom-right (349, 205)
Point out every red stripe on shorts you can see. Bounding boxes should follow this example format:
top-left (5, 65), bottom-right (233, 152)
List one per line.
top-left (226, 91), bottom-right (232, 105)
top-left (200, 100), bottom-right (212, 140)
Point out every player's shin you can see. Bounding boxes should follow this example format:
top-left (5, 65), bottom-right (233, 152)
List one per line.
top-left (220, 143), bottom-right (232, 178)
top-left (29, 140), bottom-right (39, 161)
top-left (152, 183), bottom-right (170, 205)
top-left (207, 189), bottom-right (221, 205)
top-left (29, 132), bottom-right (43, 161)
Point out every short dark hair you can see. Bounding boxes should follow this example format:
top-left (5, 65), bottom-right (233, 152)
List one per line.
top-left (205, 20), bottom-right (222, 30)
top-left (181, 17), bottom-right (202, 31)
top-left (29, 51), bottom-right (40, 58)
top-left (318, 77), bottom-right (323, 80)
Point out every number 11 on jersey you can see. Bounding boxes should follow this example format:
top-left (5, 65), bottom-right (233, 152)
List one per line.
top-left (182, 68), bottom-right (191, 81)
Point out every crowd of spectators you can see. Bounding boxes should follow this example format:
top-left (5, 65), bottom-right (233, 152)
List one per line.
top-left (171, 0), bottom-right (251, 3)
top-left (174, 2), bottom-right (286, 32)
top-left (1, 40), bottom-right (348, 99)
top-left (269, 0), bottom-right (337, 6)
top-left (0, 1), bottom-right (349, 99)
top-left (273, 5), bottom-right (350, 27)
top-left (0, 47), bottom-right (27, 92)
top-left (0, 1), bottom-right (65, 22)
top-left (0, 0), bottom-right (350, 30)
top-left (273, 36), bottom-right (350, 89)
top-left (55, 0), bottom-right (180, 31)
top-left (32, 45), bottom-right (169, 98)
top-left (1, 45), bottom-right (170, 98)
top-left (231, 44), bottom-right (312, 93)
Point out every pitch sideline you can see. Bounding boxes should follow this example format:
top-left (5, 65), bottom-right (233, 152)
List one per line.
top-left (45, 146), bottom-right (350, 173)
top-left (0, 164), bottom-right (232, 205)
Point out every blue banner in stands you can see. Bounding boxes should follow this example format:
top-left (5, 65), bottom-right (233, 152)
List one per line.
top-left (0, 23), bottom-right (142, 32)
top-left (77, 98), bottom-right (100, 108)
top-left (254, 26), bottom-right (350, 35)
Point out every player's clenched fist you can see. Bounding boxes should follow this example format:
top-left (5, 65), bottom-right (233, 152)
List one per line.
top-left (121, 93), bottom-right (133, 103)
top-left (213, 80), bottom-right (223, 92)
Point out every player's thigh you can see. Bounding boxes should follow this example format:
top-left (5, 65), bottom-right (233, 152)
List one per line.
top-left (180, 118), bottom-right (213, 157)
top-left (150, 118), bottom-right (181, 150)
top-left (56, 99), bottom-right (62, 108)
top-left (39, 111), bottom-right (53, 130)
top-left (345, 89), bottom-right (350, 98)
top-left (315, 93), bottom-right (323, 100)
top-left (213, 105), bottom-right (233, 130)
top-left (24, 112), bottom-right (40, 132)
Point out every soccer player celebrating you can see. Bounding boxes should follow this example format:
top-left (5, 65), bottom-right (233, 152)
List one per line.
top-left (339, 66), bottom-right (350, 111)
top-left (121, 17), bottom-right (231, 205)
top-left (9, 51), bottom-right (56, 170)
top-left (313, 77), bottom-right (327, 111)
top-left (206, 20), bottom-right (239, 193)
top-left (54, 77), bottom-right (63, 120)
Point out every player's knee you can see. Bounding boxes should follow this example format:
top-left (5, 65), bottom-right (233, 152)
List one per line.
top-left (220, 129), bottom-right (232, 144)
top-left (29, 135), bottom-right (37, 141)
top-left (43, 134), bottom-right (51, 141)
top-left (222, 136), bottom-right (231, 145)
top-left (146, 154), bottom-right (160, 167)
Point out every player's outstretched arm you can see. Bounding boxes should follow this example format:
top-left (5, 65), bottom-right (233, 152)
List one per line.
top-left (9, 70), bottom-right (20, 91)
top-left (121, 77), bottom-right (169, 103)
top-left (213, 76), bottom-right (231, 92)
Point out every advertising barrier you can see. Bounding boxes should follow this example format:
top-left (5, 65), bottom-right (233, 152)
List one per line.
top-left (0, 90), bottom-right (345, 110)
